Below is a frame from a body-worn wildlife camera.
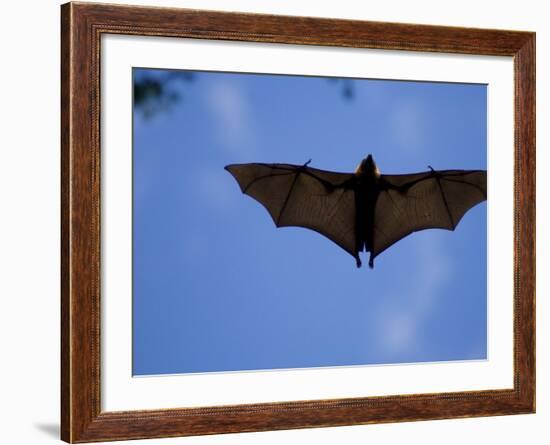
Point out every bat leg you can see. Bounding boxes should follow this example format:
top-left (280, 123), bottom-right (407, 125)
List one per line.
top-left (355, 255), bottom-right (362, 268)
top-left (368, 254), bottom-right (374, 269)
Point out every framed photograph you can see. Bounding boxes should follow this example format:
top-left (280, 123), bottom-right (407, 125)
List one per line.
top-left (61, 2), bottom-right (535, 442)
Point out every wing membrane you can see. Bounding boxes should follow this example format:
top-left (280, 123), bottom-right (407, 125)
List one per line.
top-left (372, 169), bottom-right (486, 259)
top-left (225, 163), bottom-right (357, 257)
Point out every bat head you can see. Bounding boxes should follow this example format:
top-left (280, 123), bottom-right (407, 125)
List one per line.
top-left (355, 154), bottom-right (380, 177)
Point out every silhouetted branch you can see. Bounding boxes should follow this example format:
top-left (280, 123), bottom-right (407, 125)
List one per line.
top-left (134, 70), bottom-right (195, 119)
top-left (327, 78), bottom-right (355, 101)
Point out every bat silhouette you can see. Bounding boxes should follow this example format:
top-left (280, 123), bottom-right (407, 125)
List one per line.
top-left (225, 155), bottom-right (486, 268)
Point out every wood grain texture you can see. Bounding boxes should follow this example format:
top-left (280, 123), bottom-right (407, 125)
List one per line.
top-left (60, 4), bottom-right (71, 441)
top-left (60, 2), bottom-right (536, 442)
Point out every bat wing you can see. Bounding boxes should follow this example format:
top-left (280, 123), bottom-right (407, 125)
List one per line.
top-left (372, 169), bottom-right (487, 261)
top-left (225, 163), bottom-right (357, 259)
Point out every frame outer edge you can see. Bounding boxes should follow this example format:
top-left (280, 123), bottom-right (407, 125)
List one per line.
top-left (60, 2), bottom-right (72, 442)
top-left (515, 33), bottom-right (536, 412)
top-left (62, 2), bottom-right (102, 442)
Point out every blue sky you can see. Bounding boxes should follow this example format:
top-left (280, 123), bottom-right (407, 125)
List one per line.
top-left (132, 68), bottom-right (487, 376)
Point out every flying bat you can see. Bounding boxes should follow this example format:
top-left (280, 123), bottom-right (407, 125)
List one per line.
top-left (225, 155), bottom-right (486, 268)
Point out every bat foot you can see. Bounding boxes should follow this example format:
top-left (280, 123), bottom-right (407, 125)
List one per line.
top-left (368, 256), bottom-right (374, 269)
top-left (355, 257), bottom-right (362, 268)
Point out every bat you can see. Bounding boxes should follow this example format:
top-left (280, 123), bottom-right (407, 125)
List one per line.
top-left (224, 154), bottom-right (486, 269)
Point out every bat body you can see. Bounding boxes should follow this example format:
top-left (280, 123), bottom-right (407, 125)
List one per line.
top-left (225, 155), bottom-right (486, 268)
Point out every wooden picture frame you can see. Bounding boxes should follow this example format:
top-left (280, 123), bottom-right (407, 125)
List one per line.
top-left (61, 2), bottom-right (535, 442)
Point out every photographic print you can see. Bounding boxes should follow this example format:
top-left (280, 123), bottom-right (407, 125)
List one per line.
top-left (132, 68), bottom-right (487, 376)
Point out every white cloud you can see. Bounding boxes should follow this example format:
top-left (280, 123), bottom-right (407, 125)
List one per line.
top-left (204, 81), bottom-right (257, 158)
top-left (388, 101), bottom-right (427, 155)
top-left (369, 235), bottom-right (454, 358)
top-left (411, 234), bottom-right (453, 311)
top-left (382, 312), bottom-right (418, 352)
